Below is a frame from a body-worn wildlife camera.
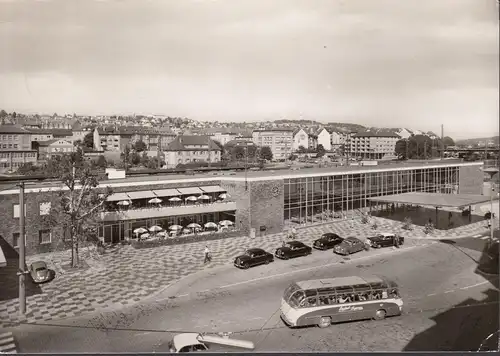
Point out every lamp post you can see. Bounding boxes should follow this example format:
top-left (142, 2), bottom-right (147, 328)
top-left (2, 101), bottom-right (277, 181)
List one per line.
top-left (484, 167), bottom-right (499, 244)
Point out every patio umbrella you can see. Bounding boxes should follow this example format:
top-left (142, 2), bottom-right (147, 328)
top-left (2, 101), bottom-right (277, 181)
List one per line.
top-left (187, 223), bottom-right (201, 229)
top-left (169, 197), bottom-right (182, 202)
top-left (219, 193), bottom-right (230, 199)
top-left (185, 196), bottom-right (198, 201)
top-left (141, 233), bottom-right (151, 239)
top-left (169, 225), bottom-right (183, 231)
top-left (219, 220), bottom-right (234, 226)
top-left (133, 227), bottom-right (148, 234)
top-left (198, 195), bottom-right (211, 200)
top-left (157, 231), bottom-right (168, 237)
top-left (117, 200), bottom-right (130, 206)
top-left (149, 225), bottom-right (163, 233)
top-left (204, 222), bottom-right (218, 229)
top-left (148, 197), bottom-right (162, 204)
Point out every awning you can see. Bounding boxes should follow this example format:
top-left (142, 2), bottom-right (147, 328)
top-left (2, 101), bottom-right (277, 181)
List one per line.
top-left (126, 190), bottom-right (157, 200)
top-left (106, 192), bottom-right (131, 202)
top-left (177, 187), bottom-right (203, 195)
top-left (200, 185), bottom-right (226, 193)
top-left (153, 188), bottom-right (181, 197)
top-left (369, 192), bottom-right (494, 208)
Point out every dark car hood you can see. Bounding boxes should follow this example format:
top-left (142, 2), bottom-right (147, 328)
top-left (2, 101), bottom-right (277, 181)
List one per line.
top-left (234, 255), bottom-right (252, 262)
top-left (368, 236), bottom-right (384, 242)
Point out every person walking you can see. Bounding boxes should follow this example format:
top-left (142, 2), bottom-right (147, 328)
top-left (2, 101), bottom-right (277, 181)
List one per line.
top-left (204, 245), bottom-right (211, 264)
top-left (393, 235), bottom-right (400, 249)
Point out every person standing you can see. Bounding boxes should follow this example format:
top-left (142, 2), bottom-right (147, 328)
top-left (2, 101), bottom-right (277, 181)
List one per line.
top-left (204, 245), bottom-right (211, 264)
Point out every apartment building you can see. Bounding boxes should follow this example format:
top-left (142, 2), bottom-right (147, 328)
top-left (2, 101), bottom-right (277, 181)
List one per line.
top-left (0, 125), bottom-right (37, 173)
top-left (350, 131), bottom-right (400, 159)
top-left (37, 139), bottom-right (75, 160)
top-left (292, 128), bottom-right (309, 151)
top-left (164, 135), bottom-right (222, 168)
top-left (252, 129), bottom-right (294, 160)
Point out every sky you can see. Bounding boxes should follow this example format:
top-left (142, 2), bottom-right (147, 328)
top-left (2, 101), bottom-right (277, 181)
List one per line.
top-left (0, 0), bottom-right (498, 139)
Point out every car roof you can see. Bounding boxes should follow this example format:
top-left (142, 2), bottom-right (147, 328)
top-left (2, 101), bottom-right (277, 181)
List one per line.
top-left (322, 233), bottom-right (340, 238)
top-left (287, 241), bottom-right (303, 246)
top-left (345, 237), bottom-right (361, 242)
top-left (31, 261), bottom-right (47, 269)
top-left (378, 232), bottom-right (395, 237)
top-left (173, 333), bottom-right (203, 350)
top-left (247, 248), bottom-right (265, 253)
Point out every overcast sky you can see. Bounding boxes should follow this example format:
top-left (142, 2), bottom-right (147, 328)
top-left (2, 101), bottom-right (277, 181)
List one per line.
top-left (0, 0), bottom-right (498, 139)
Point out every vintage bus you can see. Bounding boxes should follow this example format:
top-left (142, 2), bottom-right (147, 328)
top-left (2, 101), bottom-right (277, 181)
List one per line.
top-left (280, 275), bottom-right (403, 328)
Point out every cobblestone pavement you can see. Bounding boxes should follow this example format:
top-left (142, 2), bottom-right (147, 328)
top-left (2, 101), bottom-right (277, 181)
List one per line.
top-left (0, 216), bottom-right (492, 327)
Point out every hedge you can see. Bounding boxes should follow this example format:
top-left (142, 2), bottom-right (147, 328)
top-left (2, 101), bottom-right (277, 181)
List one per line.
top-left (131, 230), bottom-right (243, 249)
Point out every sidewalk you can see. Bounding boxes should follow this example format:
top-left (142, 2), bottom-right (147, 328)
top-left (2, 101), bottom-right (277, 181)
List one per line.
top-left (0, 215), bottom-right (490, 327)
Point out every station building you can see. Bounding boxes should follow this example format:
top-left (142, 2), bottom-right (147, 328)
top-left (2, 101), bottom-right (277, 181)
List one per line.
top-left (0, 160), bottom-right (484, 255)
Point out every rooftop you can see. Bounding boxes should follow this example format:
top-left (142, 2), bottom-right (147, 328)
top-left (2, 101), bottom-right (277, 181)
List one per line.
top-left (0, 160), bottom-right (481, 194)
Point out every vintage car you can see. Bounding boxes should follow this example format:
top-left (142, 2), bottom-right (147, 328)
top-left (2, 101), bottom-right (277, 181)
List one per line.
top-left (313, 233), bottom-right (344, 250)
top-left (275, 241), bottom-right (312, 260)
top-left (234, 248), bottom-right (274, 269)
top-left (167, 333), bottom-right (254, 353)
top-left (367, 233), bottom-right (404, 248)
top-left (29, 261), bottom-right (54, 284)
top-left (333, 237), bottom-right (367, 256)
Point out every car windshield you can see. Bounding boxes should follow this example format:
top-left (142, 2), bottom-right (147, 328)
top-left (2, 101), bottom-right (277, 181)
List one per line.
top-left (244, 250), bottom-right (253, 256)
top-left (345, 239), bottom-right (355, 245)
top-left (35, 267), bottom-right (46, 272)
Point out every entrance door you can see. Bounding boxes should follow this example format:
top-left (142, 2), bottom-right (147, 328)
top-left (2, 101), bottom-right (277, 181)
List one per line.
top-left (111, 224), bottom-right (120, 244)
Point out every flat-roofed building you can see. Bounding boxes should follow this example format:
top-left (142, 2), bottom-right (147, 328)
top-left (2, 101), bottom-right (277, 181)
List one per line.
top-left (252, 129), bottom-right (294, 160)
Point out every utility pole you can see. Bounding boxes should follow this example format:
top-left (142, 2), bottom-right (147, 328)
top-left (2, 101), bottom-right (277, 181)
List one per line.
top-left (245, 144), bottom-right (248, 191)
top-left (440, 124), bottom-right (444, 160)
top-left (157, 134), bottom-right (162, 170)
top-left (405, 139), bottom-right (409, 160)
top-left (17, 182), bottom-right (26, 315)
top-left (207, 135), bottom-right (211, 168)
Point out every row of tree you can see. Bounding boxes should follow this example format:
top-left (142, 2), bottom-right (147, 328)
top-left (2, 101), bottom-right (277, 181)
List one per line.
top-left (394, 135), bottom-right (455, 160)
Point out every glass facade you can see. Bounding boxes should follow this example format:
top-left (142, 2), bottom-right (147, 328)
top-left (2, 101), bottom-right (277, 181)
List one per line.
top-left (284, 167), bottom-right (459, 226)
top-left (99, 211), bottom-right (236, 244)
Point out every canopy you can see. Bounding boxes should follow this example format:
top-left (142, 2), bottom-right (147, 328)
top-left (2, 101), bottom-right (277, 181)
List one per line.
top-left (368, 192), bottom-right (493, 208)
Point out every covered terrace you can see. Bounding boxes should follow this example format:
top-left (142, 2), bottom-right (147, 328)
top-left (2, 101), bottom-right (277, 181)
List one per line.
top-left (368, 192), bottom-right (494, 230)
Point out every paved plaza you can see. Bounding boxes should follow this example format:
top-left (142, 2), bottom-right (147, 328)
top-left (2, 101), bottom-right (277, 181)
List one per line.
top-left (0, 215), bottom-right (494, 327)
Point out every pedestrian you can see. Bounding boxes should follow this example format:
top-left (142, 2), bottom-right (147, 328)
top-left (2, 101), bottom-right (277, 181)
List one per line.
top-left (393, 235), bottom-right (400, 248)
top-left (291, 226), bottom-right (297, 240)
top-left (204, 245), bottom-right (211, 264)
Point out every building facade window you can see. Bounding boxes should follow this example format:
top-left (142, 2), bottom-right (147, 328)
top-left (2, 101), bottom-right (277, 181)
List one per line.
top-left (39, 229), bottom-right (52, 244)
top-left (39, 202), bottom-right (51, 215)
top-left (13, 204), bottom-right (27, 218)
top-left (12, 232), bottom-right (27, 248)
top-left (284, 166), bottom-right (459, 227)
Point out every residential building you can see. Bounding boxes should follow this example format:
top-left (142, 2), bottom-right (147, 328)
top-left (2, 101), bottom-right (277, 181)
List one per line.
top-left (316, 127), bottom-right (332, 151)
top-left (396, 128), bottom-right (413, 140)
top-left (350, 130), bottom-right (400, 159)
top-left (37, 139), bottom-right (75, 160)
top-left (0, 125), bottom-right (38, 173)
top-left (328, 129), bottom-right (342, 146)
top-left (94, 127), bottom-right (124, 152)
top-left (204, 128), bottom-right (239, 146)
top-left (292, 128), bottom-right (309, 151)
top-left (164, 135), bottom-right (221, 168)
top-left (252, 129), bottom-right (294, 160)
top-left (0, 160), bottom-right (483, 254)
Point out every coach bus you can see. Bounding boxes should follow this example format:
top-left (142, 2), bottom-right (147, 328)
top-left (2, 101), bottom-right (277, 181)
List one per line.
top-left (280, 275), bottom-right (403, 328)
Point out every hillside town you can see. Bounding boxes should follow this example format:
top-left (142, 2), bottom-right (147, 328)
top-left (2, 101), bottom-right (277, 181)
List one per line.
top-left (1, 110), bottom-right (497, 175)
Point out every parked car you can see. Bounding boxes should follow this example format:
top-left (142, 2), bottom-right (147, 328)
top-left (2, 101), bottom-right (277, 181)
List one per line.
top-left (333, 237), bottom-right (367, 256)
top-left (275, 241), bottom-right (312, 260)
top-left (29, 261), bottom-right (54, 284)
top-left (234, 248), bottom-right (274, 269)
top-left (367, 233), bottom-right (404, 248)
top-left (313, 233), bottom-right (344, 250)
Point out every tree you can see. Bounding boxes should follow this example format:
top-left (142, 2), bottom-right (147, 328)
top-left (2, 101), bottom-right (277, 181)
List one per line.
top-left (130, 152), bottom-right (141, 165)
top-left (316, 144), bottom-right (326, 158)
top-left (121, 145), bottom-right (131, 169)
top-left (82, 132), bottom-right (94, 150)
top-left (260, 146), bottom-right (273, 161)
top-left (442, 136), bottom-right (455, 148)
top-left (43, 148), bottom-right (112, 268)
top-left (95, 155), bottom-right (107, 168)
top-left (16, 162), bottom-right (41, 176)
top-left (297, 145), bottom-right (307, 153)
top-left (140, 151), bottom-right (149, 166)
top-left (0, 109), bottom-right (7, 118)
top-left (395, 139), bottom-right (409, 159)
top-left (134, 140), bottom-right (147, 152)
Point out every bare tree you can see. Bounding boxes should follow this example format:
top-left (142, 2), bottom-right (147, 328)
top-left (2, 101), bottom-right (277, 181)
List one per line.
top-left (43, 147), bottom-right (112, 267)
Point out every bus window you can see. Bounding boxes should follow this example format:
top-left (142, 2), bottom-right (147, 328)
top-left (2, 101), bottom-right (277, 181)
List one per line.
top-left (389, 288), bottom-right (400, 298)
top-left (284, 283), bottom-right (301, 302)
top-left (318, 296), bottom-right (330, 305)
top-left (337, 293), bottom-right (351, 303)
top-left (300, 296), bottom-right (318, 308)
top-left (289, 291), bottom-right (305, 308)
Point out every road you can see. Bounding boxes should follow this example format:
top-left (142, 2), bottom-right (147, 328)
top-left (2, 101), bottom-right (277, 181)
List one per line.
top-left (11, 236), bottom-right (500, 352)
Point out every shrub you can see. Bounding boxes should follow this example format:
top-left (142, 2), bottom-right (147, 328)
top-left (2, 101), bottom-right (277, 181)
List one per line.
top-left (371, 222), bottom-right (378, 230)
top-left (361, 215), bottom-right (369, 224)
top-left (402, 217), bottom-right (413, 230)
top-left (131, 230), bottom-right (242, 249)
top-left (424, 222), bottom-right (434, 235)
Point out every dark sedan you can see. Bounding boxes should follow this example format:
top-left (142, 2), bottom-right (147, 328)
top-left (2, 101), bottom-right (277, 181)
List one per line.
top-left (234, 248), bottom-right (274, 269)
top-left (275, 241), bottom-right (312, 260)
top-left (367, 233), bottom-right (404, 248)
top-left (313, 233), bottom-right (344, 250)
top-left (333, 237), bottom-right (367, 256)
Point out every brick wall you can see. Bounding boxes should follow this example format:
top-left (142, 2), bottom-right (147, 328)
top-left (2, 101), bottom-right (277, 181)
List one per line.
top-left (220, 180), bottom-right (250, 232)
top-left (0, 180), bottom-right (224, 255)
top-left (459, 165), bottom-right (484, 194)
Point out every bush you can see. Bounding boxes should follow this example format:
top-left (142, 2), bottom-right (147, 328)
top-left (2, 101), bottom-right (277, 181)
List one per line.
top-left (424, 222), bottom-right (434, 235)
top-left (371, 222), bottom-right (378, 230)
top-left (402, 217), bottom-right (413, 230)
top-left (131, 230), bottom-right (242, 249)
top-left (361, 215), bottom-right (369, 224)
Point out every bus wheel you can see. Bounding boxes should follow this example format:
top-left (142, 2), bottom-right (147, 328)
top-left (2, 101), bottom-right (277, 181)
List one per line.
top-left (318, 317), bottom-right (331, 328)
top-left (374, 309), bottom-right (386, 320)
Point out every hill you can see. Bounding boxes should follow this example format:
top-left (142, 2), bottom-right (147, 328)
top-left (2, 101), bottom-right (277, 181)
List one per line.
top-left (455, 136), bottom-right (499, 146)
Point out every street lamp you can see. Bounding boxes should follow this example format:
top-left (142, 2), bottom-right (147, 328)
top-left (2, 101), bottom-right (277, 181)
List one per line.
top-left (484, 167), bottom-right (499, 244)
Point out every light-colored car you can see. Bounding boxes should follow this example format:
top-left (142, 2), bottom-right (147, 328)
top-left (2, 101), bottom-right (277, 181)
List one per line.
top-left (29, 261), bottom-right (54, 284)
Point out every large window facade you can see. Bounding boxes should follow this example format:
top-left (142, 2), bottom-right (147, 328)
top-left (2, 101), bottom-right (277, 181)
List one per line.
top-left (284, 167), bottom-right (459, 226)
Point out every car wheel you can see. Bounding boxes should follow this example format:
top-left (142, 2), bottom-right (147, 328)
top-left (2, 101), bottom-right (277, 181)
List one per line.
top-left (265, 259), bottom-right (270, 264)
top-left (318, 316), bottom-right (332, 328)
top-left (373, 309), bottom-right (386, 320)
top-left (243, 263), bottom-right (250, 269)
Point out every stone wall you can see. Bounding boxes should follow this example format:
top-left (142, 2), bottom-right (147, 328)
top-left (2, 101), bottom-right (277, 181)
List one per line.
top-left (249, 179), bottom-right (285, 235)
top-left (459, 165), bottom-right (484, 195)
top-left (220, 180), bottom-right (250, 232)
